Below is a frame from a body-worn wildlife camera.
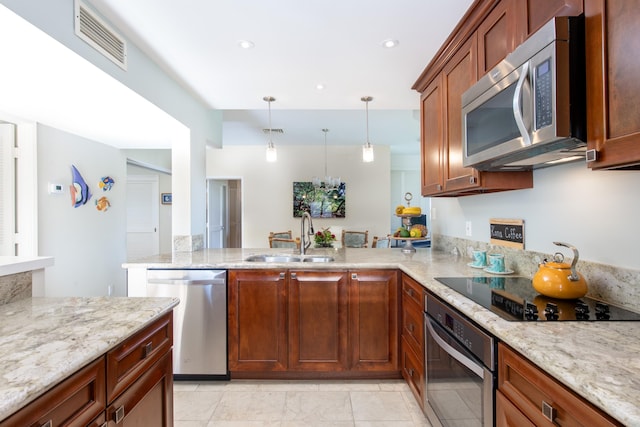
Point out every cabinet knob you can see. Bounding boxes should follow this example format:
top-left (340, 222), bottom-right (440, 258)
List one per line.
top-left (40, 421), bottom-right (52, 427)
top-left (407, 368), bottom-right (414, 377)
top-left (279, 272), bottom-right (286, 279)
top-left (100, 423), bottom-right (108, 427)
top-left (114, 405), bottom-right (125, 424)
top-left (436, 184), bottom-right (442, 191)
top-left (586, 149), bottom-right (597, 163)
top-left (407, 288), bottom-right (414, 297)
top-left (291, 272), bottom-right (297, 279)
top-left (541, 401), bottom-right (556, 422)
top-left (469, 176), bottom-right (476, 184)
top-left (351, 273), bottom-right (358, 280)
top-left (407, 323), bottom-right (415, 333)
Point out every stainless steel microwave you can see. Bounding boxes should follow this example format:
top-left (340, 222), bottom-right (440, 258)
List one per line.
top-left (462, 16), bottom-right (586, 171)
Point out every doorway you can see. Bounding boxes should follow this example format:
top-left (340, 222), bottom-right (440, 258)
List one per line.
top-left (207, 179), bottom-right (242, 248)
top-left (126, 175), bottom-right (160, 259)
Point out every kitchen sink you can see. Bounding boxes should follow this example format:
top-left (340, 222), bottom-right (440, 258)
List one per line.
top-left (244, 254), bottom-right (335, 263)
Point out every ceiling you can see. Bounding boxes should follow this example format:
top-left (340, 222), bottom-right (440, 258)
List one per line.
top-left (86, 0), bottom-right (475, 154)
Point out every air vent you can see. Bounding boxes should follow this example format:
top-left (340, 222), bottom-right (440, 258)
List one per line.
top-left (74, 0), bottom-right (127, 70)
top-left (262, 129), bottom-right (284, 134)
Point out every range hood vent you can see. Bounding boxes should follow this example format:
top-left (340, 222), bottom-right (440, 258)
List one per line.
top-left (74, 0), bottom-right (127, 70)
top-left (262, 128), bottom-right (284, 134)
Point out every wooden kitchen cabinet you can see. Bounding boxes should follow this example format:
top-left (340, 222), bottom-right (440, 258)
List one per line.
top-left (1, 312), bottom-right (174, 427)
top-left (585, 0), bottom-right (640, 169)
top-left (228, 269), bottom-right (288, 372)
top-left (349, 270), bottom-right (399, 374)
top-left (498, 342), bottom-right (622, 427)
top-left (400, 274), bottom-right (425, 407)
top-left (288, 270), bottom-right (349, 371)
top-left (414, 0), bottom-right (533, 197)
top-left (520, 0), bottom-right (583, 37)
top-left (228, 268), bottom-right (400, 378)
top-left (0, 357), bottom-right (106, 427)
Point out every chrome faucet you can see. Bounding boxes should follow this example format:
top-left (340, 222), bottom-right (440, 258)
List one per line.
top-left (300, 211), bottom-right (314, 255)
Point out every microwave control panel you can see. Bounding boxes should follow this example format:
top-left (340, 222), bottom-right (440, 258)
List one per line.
top-left (534, 58), bottom-right (553, 130)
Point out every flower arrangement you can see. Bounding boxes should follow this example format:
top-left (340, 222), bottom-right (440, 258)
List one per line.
top-left (314, 228), bottom-right (336, 247)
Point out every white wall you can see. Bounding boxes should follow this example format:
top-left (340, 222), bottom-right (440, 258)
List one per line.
top-left (207, 145), bottom-right (391, 248)
top-left (37, 124), bottom-right (127, 296)
top-left (391, 154), bottom-right (430, 234)
top-left (430, 161), bottom-right (640, 270)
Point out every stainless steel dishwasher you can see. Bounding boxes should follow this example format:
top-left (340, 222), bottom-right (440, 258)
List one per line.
top-left (147, 269), bottom-right (228, 380)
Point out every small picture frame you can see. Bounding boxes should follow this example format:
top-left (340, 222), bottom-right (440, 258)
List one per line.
top-left (161, 193), bottom-right (172, 205)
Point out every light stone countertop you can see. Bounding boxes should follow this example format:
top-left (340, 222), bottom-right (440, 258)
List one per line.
top-left (0, 296), bottom-right (178, 421)
top-left (126, 247), bottom-right (640, 426)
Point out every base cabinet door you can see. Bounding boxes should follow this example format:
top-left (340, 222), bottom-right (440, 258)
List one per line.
top-left (496, 389), bottom-right (535, 427)
top-left (349, 270), bottom-right (399, 373)
top-left (288, 270), bottom-right (349, 371)
top-left (106, 351), bottom-right (173, 426)
top-left (228, 270), bottom-right (288, 372)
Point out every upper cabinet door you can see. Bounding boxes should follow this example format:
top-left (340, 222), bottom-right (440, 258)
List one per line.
top-left (477, 0), bottom-right (523, 77)
top-left (420, 75), bottom-right (445, 196)
top-left (585, 0), bottom-right (640, 169)
top-left (442, 36), bottom-right (480, 193)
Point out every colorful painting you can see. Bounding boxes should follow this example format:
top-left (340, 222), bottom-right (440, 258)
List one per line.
top-left (293, 182), bottom-right (345, 218)
top-left (95, 196), bottom-right (111, 211)
top-left (99, 176), bottom-right (114, 191)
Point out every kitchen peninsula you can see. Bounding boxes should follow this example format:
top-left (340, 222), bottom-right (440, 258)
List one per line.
top-left (0, 257), bottom-right (178, 425)
top-left (125, 248), bottom-right (640, 426)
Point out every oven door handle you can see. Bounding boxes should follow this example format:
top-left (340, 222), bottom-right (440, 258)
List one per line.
top-left (426, 317), bottom-right (484, 378)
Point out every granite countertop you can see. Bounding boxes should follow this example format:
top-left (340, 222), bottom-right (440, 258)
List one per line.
top-left (126, 247), bottom-right (640, 426)
top-left (0, 296), bottom-right (179, 421)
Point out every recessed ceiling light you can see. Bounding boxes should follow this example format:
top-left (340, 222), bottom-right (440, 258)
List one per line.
top-left (381, 39), bottom-right (399, 48)
top-left (315, 83), bottom-right (326, 91)
top-left (237, 40), bottom-right (255, 49)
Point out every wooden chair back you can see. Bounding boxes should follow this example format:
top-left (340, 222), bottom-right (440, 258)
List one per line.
top-left (342, 230), bottom-right (369, 248)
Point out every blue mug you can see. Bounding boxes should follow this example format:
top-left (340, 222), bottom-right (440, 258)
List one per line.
top-left (488, 253), bottom-right (505, 273)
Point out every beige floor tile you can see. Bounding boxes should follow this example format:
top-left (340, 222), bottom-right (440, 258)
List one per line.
top-left (208, 421), bottom-right (282, 427)
top-left (351, 391), bottom-right (413, 421)
top-left (377, 380), bottom-right (411, 392)
top-left (174, 381), bottom-right (201, 392)
top-left (318, 380), bottom-right (382, 392)
top-left (212, 391), bottom-right (286, 421)
top-left (281, 421), bottom-right (354, 427)
top-left (283, 391), bottom-right (353, 422)
top-left (174, 421), bottom-right (209, 427)
top-left (354, 422), bottom-right (415, 427)
top-left (174, 391), bottom-right (223, 421)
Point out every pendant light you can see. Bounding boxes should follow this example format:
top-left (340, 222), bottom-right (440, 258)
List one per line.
top-left (312, 128), bottom-right (341, 191)
top-left (361, 96), bottom-right (374, 162)
top-left (264, 96), bottom-right (277, 162)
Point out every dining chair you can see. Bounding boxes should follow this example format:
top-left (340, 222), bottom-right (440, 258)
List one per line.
top-left (270, 237), bottom-right (301, 249)
top-left (269, 230), bottom-right (293, 240)
top-left (342, 230), bottom-right (369, 248)
top-left (372, 235), bottom-right (390, 248)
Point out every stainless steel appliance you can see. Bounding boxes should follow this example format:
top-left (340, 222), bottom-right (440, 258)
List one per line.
top-left (435, 276), bottom-right (640, 322)
top-left (423, 292), bottom-right (496, 427)
top-left (462, 16), bottom-right (586, 171)
top-left (147, 269), bottom-right (229, 380)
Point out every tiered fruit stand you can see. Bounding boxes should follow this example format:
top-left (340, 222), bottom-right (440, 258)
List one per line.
top-left (390, 192), bottom-right (427, 253)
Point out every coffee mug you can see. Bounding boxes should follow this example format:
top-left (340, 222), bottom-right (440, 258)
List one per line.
top-left (488, 253), bottom-right (505, 273)
top-left (472, 250), bottom-right (487, 267)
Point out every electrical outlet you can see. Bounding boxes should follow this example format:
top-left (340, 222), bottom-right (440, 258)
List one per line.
top-left (465, 221), bottom-right (472, 236)
top-left (431, 207), bottom-right (437, 220)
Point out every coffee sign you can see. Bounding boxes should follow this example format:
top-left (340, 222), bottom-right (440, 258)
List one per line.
top-left (490, 218), bottom-right (524, 249)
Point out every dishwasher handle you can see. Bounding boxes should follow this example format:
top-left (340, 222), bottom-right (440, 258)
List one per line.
top-left (147, 278), bottom-right (225, 286)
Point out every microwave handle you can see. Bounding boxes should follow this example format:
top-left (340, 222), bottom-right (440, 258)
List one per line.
top-left (513, 61), bottom-right (531, 146)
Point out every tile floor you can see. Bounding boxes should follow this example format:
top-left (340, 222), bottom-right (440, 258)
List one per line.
top-left (174, 379), bottom-right (432, 427)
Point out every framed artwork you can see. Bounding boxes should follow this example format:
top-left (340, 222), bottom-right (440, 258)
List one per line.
top-left (293, 182), bottom-right (345, 218)
top-left (161, 193), bottom-right (172, 205)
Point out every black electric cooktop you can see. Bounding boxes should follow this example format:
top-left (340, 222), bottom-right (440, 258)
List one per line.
top-left (435, 276), bottom-right (640, 321)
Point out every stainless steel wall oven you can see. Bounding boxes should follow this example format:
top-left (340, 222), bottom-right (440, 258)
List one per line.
top-left (423, 291), bottom-right (496, 427)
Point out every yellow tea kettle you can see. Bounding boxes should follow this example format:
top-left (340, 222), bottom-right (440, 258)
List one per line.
top-left (532, 242), bottom-right (588, 299)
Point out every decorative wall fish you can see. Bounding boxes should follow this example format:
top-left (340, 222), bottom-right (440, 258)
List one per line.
top-left (70, 164), bottom-right (91, 208)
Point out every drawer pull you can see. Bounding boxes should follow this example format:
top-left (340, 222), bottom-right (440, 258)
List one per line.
top-left (114, 405), bottom-right (125, 424)
top-left (41, 421), bottom-right (52, 427)
top-left (143, 342), bottom-right (153, 358)
top-left (542, 401), bottom-right (556, 422)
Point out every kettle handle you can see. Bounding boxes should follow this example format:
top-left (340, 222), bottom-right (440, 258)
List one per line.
top-left (553, 242), bottom-right (580, 281)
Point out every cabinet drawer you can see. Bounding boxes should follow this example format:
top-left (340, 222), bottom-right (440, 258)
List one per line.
top-left (0, 357), bottom-right (106, 427)
top-left (106, 312), bottom-right (173, 403)
top-left (498, 343), bottom-right (622, 427)
top-left (402, 297), bottom-right (424, 353)
top-left (106, 351), bottom-right (173, 426)
top-left (401, 336), bottom-right (424, 408)
top-left (402, 275), bottom-right (424, 310)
